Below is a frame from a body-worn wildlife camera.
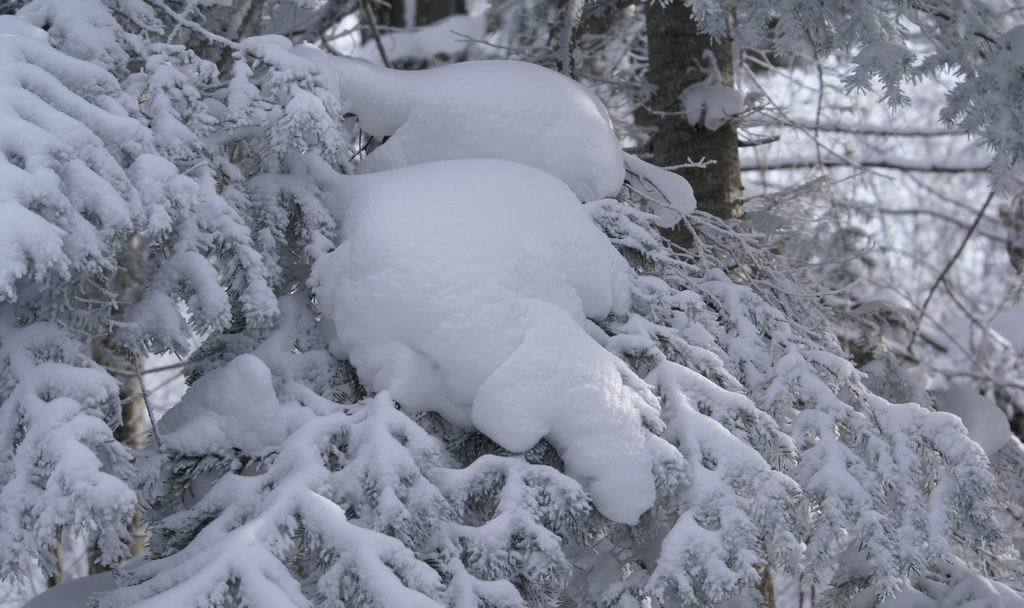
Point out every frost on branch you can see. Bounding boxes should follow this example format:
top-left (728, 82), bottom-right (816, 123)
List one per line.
top-left (623, 153), bottom-right (697, 228)
top-left (0, 319), bottom-right (135, 578)
top-left (120, 35), bottom-right (350, 356)
top-left (691, 0), bottom-right (1024, 184)
top-left (104, 397), bottom-right (446, 608)
top-left (944, 24), bottom-right (1024, 189)
top-left (110, 307), bottom-right (594, 607)
top-left (0, 15), bottom-right (148, 309)
top-left (17, 0), bottom-right (160, 72)
top-left (128, 41), bottom-right (1010, 605)
top-left (587, 200), bottom-right (1006, 604)
top-left (4, 11), bottom-right (1013, 605)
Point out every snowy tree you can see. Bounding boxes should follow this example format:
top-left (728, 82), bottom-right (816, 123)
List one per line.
top-left (0, 10), bottom-right (152, 583)
top-left (3, 1), bottom-right (1024, 608)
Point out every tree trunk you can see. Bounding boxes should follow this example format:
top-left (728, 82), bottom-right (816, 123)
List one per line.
top-left (88, 238), bottom-right (147, 573)
top-left (641, 2), bottom-right (743, 225)
top-left (377, 0), bottom-right (466, 28)
top-left (415, 0), bottom-right (465, 26)
top-left (88, 349), bottom-right (147, 574)
top-left (46, 541), bottom-right (63, 588)
top-left (758, 562), bottom-right (776, 607)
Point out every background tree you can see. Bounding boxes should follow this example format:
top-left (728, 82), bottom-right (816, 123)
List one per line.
top-left (641, 1), bottom-right (743, 221)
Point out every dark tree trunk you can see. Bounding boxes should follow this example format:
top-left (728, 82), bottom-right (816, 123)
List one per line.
top-left (415, 0), bottom-right (465, 25)
top-left (379, 0), bottom-right (466, 28)
top-left (641, 2), bottom-right (743, 223)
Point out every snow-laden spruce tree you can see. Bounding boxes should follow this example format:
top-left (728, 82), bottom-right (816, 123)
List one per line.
top-left (3, 1), bottom-right (1023, 607)
top-left (0, 0), bottom-right (282, 582)
top-left (0, 9), bottom-right (151, 578)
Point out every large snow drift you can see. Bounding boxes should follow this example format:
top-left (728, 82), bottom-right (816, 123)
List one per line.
top-left (293, 45), bottom-right (624, 201)
top-left (288, 42), bottom-right (695, 221)
top-left (316, 159), bottom-right (669, 524)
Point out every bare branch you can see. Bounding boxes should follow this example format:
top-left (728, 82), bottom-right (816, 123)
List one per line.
top-left (360, 0), bottom-right (392, 68)
top-left (150, 0), bottom-right (240, 49)
top-left (908, 191), bottom-right (997, 353)
top-left (134, 358), bottom-right (163, 449)
top-left (747, 118), bottom-right (966, 137)
top-left (742, 156), bottom-right (990, 173)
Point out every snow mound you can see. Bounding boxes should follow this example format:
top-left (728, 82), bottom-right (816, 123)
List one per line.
top-left (293, 45), bottom-right (625, 201)
top-left (316, 159), bottom-right (667, 524)
top-left (933, 385), bottom-right (1012, 456)
top-left (23, 572), bottom-right (115, 608)
top-left (0, 14), bottom-right (47, 39)
top-left (624, 154), bottom-right (696, 227)
top-left (679, 51), bottom-right (744, 131)
top-left (680, 81), bottom-right (744, 130)
top-left (158, 354), bottom-right (314, 455)
top-left (354, 14), bottom-right (486, 65)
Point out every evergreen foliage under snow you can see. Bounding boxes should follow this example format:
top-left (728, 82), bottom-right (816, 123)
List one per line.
top-left (0, 1), bottom-right (1022, 607)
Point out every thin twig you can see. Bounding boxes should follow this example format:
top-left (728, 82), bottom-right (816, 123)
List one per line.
top-left (134, 359), bottom-right (163, 449)
top-left (360, 0), bottom-right (392, 68)
top-left (150, 0), bottom-right (240, 49)
top-left (908, 191), bottom-right (997, 353)
top-left (104, 360), bottom-right (187, 377)
top-left (140, 360), bottom-right (187, 376)
top-left (741, 156), bottom-right (991, 173)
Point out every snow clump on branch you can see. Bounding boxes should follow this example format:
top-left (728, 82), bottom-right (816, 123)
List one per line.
top-left (312, 159), bottom-right (681, 524)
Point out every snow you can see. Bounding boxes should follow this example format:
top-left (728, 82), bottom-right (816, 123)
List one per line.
top-left (989, 305), bottom-right (1024, 351)
top-left (0, 204), bottom-right (68, 301)
top-left (909, 559), bottom-right (1024, 607)
top-left (0, 19), bottom-right (145, 302)
top-left (1004, 25), bottom-right (1024, 69)
top-left (853, 288), bottom-right (915, 319)
top-left (158, 354), bottom-right (314, 455)
top-left (679, 51), bottom-right (744, 131)
top-left (315, 158), bottom-right (666, 524)
top-left (680, 81), bottom-right (744, 130)
top-left (933, 385), bottom-right (1012, 457)
top-left (0, 15), bottom-right (47, 40)
top-left (23, 573), bottom-right (114, 608)
top-left (17, 0), bottom-right (144, 71)
top-left (292, 44), bottom-right (626, 201)
top-left (623, 154), bottom-right (696, 227)
top-left (353, 14), bottom-right (487, 65)
top-left (3, 12), bottom-right (1017, 606)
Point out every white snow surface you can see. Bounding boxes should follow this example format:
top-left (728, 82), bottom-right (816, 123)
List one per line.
top-left (23, 573), bottom-right (114, 608)
top-left (158, 354), bottom-right (314, 454)
top-left (623, 154), bottom-right (696, 226)
top-left (989, 305), bottom-right (1024, 351)
top-left (680, 81), bottom-right (744, 131)
top-left (0, 14), bottom-right (47, 39)
top-left (292, 44), bottom-right (626, 201)
top-left (678, 50), bottom-right (744, 131)
top-left (315, 158), bottom-right (667, 524)
top-left (933, 385), bottom-right (1012, 456)
top-left (353, 14), bottom-right (486, 65)
top-left (1004, 25), bottom-right (1024, 68)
